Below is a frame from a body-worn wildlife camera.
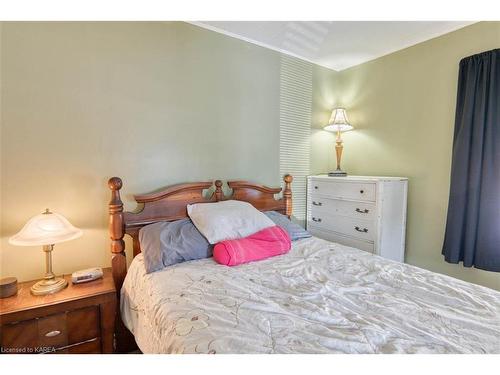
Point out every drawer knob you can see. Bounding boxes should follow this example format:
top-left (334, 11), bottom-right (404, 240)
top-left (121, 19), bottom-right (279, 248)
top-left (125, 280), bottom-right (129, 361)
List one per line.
top-left (355, 208), bottom-right (369, 214)
top-left (45, 330), bottom-right (61, 338)
top-left (360, 189), bottom-right (364, 194)
top-left (314, 186), bottom-right (318, 190)
top-left (355, 226), bottom-right (368, 233)
top-left (312, 201), bottom-right (322, 206)
top-left (312, 217), bottom-right (322, 222)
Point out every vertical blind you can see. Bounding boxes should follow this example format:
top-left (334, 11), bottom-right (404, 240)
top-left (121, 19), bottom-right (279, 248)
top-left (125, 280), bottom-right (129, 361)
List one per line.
top-left (279, 55), bottom-right (312, 223)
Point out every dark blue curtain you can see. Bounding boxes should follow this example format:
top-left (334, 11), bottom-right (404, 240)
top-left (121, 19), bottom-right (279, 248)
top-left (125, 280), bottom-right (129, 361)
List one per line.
top-left (442, 49), bottom-right (500, 272)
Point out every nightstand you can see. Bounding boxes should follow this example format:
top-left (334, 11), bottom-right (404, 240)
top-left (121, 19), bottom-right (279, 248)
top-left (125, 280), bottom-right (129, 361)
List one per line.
top-left (0, 268), bottom-right (116, 354)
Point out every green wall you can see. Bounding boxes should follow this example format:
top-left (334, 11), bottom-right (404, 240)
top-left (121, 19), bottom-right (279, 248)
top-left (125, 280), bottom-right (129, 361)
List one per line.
top-left (2, 21), bottom-right (498, 291)
top-left (0, 22), bottom-right (334, 281)
top-left (312, 22), bottom-right (500, 290)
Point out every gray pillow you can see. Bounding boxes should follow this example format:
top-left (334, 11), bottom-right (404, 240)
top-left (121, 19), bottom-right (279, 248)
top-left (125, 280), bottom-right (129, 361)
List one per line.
top-left (139, 218), bottom-right (212, 274)
top-left (264, 211), bottom-right (311, 241)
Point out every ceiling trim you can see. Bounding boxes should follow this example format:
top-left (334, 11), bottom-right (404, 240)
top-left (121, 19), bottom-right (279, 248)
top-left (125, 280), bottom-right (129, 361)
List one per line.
top-left (187, 21), bottom-right (337, 71)
top-left (189, 21), bottom-right (477, 72)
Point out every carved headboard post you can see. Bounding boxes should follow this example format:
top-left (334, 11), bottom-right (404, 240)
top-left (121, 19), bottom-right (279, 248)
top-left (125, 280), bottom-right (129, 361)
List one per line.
top-left (214, 180), bottom-right (223, 201)
top-left (108, 177), bottom-right (126, 293)
top-left (283, 174), bottom-right (293, 218)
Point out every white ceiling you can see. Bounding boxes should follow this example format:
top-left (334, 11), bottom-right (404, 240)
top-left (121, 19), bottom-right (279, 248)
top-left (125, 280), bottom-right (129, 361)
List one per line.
top-left (191, 21), bottom-right (475, 71)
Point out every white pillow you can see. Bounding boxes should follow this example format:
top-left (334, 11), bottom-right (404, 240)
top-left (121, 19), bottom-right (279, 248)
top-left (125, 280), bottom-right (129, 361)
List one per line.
top-left (187, 200), bottom-right (275, 244)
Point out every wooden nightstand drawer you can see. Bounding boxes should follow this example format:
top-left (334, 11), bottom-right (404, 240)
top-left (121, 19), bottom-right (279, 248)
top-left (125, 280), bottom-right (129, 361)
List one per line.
top-left (67, 306), bottom-right (100, 344)
top-left (38, 312), bottom-right (68, 348)
top-left (1, 319), bottom-right (38, 352)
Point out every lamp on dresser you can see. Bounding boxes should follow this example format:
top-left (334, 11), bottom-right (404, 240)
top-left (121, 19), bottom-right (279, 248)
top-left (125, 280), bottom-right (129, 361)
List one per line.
top-left (324, 108), bottom-right (354, 177)
top-left (8, 209), bottom-right (82, 295)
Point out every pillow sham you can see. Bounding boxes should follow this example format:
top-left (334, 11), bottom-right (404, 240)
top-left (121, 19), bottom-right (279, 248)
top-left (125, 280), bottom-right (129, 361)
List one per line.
top-left (264, 211), bottom-right (311, 241)
top-left (187, 200), bottom-right (275, 244)
top-left (139, 218), bottom-right (212, 274)
top-left (213, 225), bottom-right (291, 266)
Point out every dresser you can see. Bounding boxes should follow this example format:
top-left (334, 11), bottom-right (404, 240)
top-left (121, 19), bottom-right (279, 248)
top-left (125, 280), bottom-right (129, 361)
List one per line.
top-left (307, 175), bottom-right (408, 262)
top-left (0, 268), bottom-right (116, 354)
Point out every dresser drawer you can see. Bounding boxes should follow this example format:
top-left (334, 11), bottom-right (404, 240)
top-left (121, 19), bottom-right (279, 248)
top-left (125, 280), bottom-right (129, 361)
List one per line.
top-left (309, 197), bottom-right (375, 220)
top-left (309, 227), bottom-right (374, 253)
top-left (309, 180), bottom-right (376, 202)
top-left (308, 213), bottom-right (375, 241)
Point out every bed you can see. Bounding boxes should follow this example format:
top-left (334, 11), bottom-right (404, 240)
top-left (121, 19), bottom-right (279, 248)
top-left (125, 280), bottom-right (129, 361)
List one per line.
top-left (108, 175), bottom-right (500, 354)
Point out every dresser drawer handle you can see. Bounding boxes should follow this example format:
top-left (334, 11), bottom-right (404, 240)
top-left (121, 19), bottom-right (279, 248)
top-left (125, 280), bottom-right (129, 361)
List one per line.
top-left (45, 330), bottom-right (61, 338)
top-left (312, 217), bottom-right (322, 222)
top-left (312, 201), bottom-right (322, 206)
top-left (355, 208), bottom-right (369, 214)
top-left (354, 226), bottom-right (368, 233)
top-left (314, 186), bottom-right (319, 190)
top-left (360, 189), bottom-right (364, 194)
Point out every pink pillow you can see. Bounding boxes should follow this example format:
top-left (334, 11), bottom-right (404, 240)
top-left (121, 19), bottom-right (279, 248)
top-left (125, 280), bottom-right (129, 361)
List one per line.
top-left (213, 225), bottom-right (291, 266)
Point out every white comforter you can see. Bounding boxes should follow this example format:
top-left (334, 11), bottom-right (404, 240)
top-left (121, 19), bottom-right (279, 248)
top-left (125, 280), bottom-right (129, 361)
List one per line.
top-left (121, 237), bottom-right (500, 354)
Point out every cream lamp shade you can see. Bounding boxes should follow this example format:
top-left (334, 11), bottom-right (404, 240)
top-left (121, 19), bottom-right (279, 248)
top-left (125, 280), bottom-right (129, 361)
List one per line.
top-left (9, 210), bottom-right (82, 246)
top-left (324, 108), bottom-right (354, 132)
top-left (9, 209), bottom-right (82, 295)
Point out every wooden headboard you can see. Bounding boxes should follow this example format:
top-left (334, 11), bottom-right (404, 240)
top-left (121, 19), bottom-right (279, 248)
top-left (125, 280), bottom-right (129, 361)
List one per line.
top-left (108, 175), bottom-right (293, 292)
top-left (107, 174), bottom-right (292, 352)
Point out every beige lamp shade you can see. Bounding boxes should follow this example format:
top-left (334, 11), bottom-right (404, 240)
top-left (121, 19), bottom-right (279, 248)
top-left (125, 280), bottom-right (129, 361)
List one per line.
top-left (324, 108), bottom-right (354, 132)
top-left (9, 209), bottom-right (82, 246)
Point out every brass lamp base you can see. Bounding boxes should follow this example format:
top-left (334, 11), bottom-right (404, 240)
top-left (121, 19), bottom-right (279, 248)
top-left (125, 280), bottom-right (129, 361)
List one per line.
top-left (31, 277), bottom-right (68, 296)
top-left (329, 131), bottom-right (348, 177)
top-left (30, 243), bottom-right (68, 296)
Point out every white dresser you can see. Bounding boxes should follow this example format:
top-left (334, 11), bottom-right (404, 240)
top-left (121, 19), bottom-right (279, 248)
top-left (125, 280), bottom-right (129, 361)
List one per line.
top-left (307, 175), bottom-right (408, 262)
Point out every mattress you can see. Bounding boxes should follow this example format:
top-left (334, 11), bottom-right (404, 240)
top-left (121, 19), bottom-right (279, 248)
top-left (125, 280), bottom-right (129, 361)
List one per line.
top-left (121, 237), bottom-right (500, 354)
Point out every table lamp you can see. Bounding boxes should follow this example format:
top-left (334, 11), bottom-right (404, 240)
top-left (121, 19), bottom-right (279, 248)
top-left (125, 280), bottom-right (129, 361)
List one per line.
top-left (324, 108), bottom-right (354, 177)
top-left (9, 209), bottom-right (82, 295)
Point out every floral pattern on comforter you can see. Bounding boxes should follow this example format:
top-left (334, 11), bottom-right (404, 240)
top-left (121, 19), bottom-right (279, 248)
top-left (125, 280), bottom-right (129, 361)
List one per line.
top-left (121, 237), bottom-right (500, 354)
